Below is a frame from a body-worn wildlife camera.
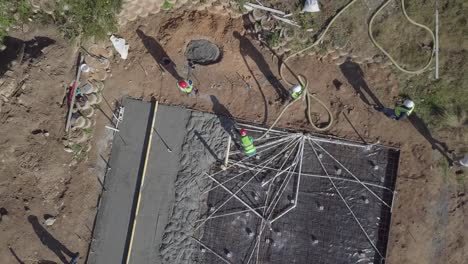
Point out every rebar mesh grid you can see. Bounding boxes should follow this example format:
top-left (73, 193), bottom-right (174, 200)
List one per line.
top-left (191, 125), bottom-right (399, 264)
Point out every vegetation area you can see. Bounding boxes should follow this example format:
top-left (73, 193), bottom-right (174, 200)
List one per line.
top-left (374, 0), bottom-right (467, 132)
top-left (278, 0), bottom-right (467, 140)
top-left (161, 0), bottom-right (174, 11)
top-left (0, 0), bottom-right (122, 45)
top-left (0, 0), bottom-right (33, 44)
top-left (53, 0), bottom-right (122, 40)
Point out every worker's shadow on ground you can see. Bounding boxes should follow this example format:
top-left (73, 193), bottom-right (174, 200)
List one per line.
top-left (210, 95), bottom-right (237, 137)
top-left (28, 215), bottom-right (77, 264)
top-left (234, 31), bottom-right (289, 121)
top-left (0, 36), bottom-right (55, 77)
top-left (408, 114), bottom-right (453, 165)
top-left (339, 59), bottom-right (384, 109)
top-left (136, 28), bottom-right (182, 80)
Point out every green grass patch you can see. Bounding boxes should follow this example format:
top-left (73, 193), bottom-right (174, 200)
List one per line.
top-left (83, 127), bottom-right (93, 135)
top-left (265, 30), bottom-right (280, 48)
top-left (70, 143), bottom-right (86, 161)
top-left (0, 0), bottom-right (33, 44)
top-left (456, 173), bottom-right (465, 186)
top-left (234, 0), bottom-right (246, 12)
top-left (438, 158), bottom-right (450, 180)
top-left (52, 0), bottom-right (122, 40)
top-left (162, 0), bottom-right (173, 11)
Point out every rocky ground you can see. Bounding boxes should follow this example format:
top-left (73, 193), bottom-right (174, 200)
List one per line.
top-left (0, 4), bottom-right (466, 264)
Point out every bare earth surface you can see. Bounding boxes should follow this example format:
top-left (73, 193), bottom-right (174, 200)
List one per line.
top-left (0, 9), bottom-right (466, 264)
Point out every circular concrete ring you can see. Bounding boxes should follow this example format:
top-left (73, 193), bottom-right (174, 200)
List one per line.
top-left (150, 5), bottom-right (161, 14)
top-left (260, 17), bottom-right (275, 31)
top-left (73, 117), bottom-right (86, 129)
top-left (81, 107), bottom-right (95, 118)
top-left (94, 93), bottom-right (103, 105)
top-left (185, 39), bottom-right (221, 65)
top-left (83, 118), bottom-right (92, 129)
top-left (87, 94), bottom-right (98, 105)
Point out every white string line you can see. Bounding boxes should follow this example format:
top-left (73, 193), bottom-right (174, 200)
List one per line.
top-left (310, 140), bottom-right (392, 209)
top-left (237, 122), bottom-right (289, 135)
top-left (194, 206), bottom-right (266, 223)
top-left (248, 141), bottom-right (304, 264)
top-left (249, 138), bottom-right (303, 262)
top-left (261, 163), bottom-right (297, 187)
top-left (307, 134), bottom-right (373, 149)
top-left (266, 142), bottom-right (300, 217)
top-left (246, 139), bottom-right (302, 264)
top-left (230, 136), bottom-right (300, 174)
top-left (190, 237), bottom-right (232, 264)
top-left (207, 174), bottom-right (267, 221)
top-left (237, 163), bottom-right (393, 193)
top-left (260, 139), bottom-right (302, 187)
top-left (228, 133), bottom-right (296, 156)
top-left (265, 154), bottom-right (300, 219)
top-left (202, 134), bottom-right (298, 180)
top-left (309, 139), bottom-right (384, 260)
top-left (302, 174), bottom-right (393, 192)
top-left (195, 137), bottom-right (300, 231)
top-left (263, 137), bottom-right (303, 210)
top-left (254, 133), bottom-right (291, 142)
top-left (270, 138), bottom-right (306, 224)
top-left (253, 134), bottom-right (301, 150)
top-left (265, 143), bottom-right (302, 219)
top-left (205, 137), bottom-right (301, 194)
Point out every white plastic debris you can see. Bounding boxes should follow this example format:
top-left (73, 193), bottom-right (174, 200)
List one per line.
top-left (460, 154), bottom-right (468, 167)
top-left (44, 217), bottom-right (56, 226)
top-left (303, 0), bottom-right (320, 13)
top-left (244, 3), bottom-right (286, 15)
top-left (110, 35), bottom-right (129, 60)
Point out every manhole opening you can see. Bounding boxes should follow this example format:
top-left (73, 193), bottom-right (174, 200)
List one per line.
top-left (185, 39), bottom-right (221, 65)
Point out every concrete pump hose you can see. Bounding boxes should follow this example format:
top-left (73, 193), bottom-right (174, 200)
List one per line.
top-left (258, 0), bottom-right (360, 139)
top-left (368, 0), bottom-right (436, 74)
top-left (259, 0), bottom-right (435, 139)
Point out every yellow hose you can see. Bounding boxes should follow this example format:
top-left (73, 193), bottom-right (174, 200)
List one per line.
top-left (259, 0), bottom-right (435, 139)
top-left (369, 0), bottom-right (436, 74)
top-left (259, 0), bottom-right (359, 139)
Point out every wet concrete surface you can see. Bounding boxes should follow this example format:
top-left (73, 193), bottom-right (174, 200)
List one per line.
top-left (88, 98), bottom-right (154, 264)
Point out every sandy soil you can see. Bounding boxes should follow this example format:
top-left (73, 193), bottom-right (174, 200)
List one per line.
top-left (0, 8), bottom-right (466, 264)
top-left (0, 28), bottom-right (101, 263)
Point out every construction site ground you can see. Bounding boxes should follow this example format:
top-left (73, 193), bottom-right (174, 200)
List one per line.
top-left (0, 6), bottom-right (466, 264)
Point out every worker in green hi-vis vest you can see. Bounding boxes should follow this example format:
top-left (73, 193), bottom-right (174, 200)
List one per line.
top-left (290, 84), bottom-right (304, 101)
top-left (239, 128), bottom-right (256, 157)
top-left (176, 79), bottom-right (194, 94)
top-left (382, 99), bottom-right (415, 121)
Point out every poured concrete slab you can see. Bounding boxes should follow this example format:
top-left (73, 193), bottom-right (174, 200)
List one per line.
top-left (87, 98), bottom-right (154, 264)
top-left (127, 105), bottom-right (190, 264)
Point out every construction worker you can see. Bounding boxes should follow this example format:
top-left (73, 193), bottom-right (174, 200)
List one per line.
top-left (176, 79), bottom-right (194, 94)
top-left (290, 84), bottom-right (304, 101)
top-left (383, 99), bottom-right (415, 121)
top-left (239, 128), bottom-right (256, 157)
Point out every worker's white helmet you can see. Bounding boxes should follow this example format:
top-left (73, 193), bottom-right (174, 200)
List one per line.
top-left (292, 84), bottom-right (302, 93)
top-left (403, 99), bottom-right (415, 109)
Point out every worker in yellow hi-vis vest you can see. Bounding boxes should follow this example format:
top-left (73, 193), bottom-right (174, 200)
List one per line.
top-left (239, 128), bottom-right (256, 156)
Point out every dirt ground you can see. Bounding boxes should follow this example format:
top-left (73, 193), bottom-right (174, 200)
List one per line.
top-left (0, 8), bottom-right (466, 264)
